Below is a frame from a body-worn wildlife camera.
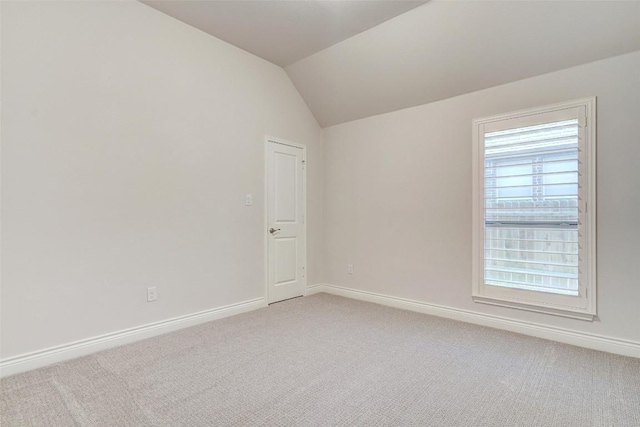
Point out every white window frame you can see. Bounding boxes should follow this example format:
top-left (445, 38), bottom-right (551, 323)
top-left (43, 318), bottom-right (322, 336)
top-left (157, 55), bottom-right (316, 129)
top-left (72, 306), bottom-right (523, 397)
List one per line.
top-left (472, 98), bottom-right (597, 321)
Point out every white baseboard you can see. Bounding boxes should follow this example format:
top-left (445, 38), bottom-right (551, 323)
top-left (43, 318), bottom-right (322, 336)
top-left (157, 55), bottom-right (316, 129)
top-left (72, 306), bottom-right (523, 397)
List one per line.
top-left (308, 284), bottom-right (640, 359)
top-left (0, 297), bottom-right (267, 378)
top-left (305, 284), bottom-right (325, 296)
top-left (4, 284), bottom-right (637, 378)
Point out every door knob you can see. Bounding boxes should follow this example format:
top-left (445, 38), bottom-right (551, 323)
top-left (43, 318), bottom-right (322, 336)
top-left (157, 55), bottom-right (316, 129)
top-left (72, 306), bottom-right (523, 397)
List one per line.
top-left (269, 228), bottom-right (281, 234)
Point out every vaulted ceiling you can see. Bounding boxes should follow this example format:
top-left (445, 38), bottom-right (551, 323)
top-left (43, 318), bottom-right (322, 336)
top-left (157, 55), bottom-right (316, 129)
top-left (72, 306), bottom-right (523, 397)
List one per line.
top-left (141, 0), bottom-right (427, 67)
top-left (142, 1), bottom-right (640, 127)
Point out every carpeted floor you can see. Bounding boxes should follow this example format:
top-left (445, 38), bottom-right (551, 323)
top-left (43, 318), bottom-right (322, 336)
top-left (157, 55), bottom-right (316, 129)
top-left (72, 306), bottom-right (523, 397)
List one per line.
top-left (1, 293), bottom-right (639, 426)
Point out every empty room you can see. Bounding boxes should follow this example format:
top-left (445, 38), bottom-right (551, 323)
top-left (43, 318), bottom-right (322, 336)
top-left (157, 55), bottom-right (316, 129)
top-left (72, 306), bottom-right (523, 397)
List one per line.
top-left (1, 0), bottom-right (639, 425)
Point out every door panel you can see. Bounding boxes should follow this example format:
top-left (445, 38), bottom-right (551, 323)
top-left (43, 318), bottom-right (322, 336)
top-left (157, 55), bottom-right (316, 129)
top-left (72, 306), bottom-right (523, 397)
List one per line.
top-left (267, 140), bottom-right (306, 303)
top-left (275, 152), bottom-right (298, 222)
top-left (275, 237), bottom-right (297, 284)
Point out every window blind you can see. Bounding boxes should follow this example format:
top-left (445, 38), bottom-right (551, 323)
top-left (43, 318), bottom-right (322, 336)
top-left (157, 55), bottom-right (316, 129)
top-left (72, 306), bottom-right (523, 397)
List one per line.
top-left (483, 119), bottom-right (580, 296)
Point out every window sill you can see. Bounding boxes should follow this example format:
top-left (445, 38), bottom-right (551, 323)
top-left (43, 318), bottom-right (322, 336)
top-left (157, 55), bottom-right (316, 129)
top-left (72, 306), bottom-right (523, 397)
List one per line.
top-left (472, 295), bottom-right (596, 321)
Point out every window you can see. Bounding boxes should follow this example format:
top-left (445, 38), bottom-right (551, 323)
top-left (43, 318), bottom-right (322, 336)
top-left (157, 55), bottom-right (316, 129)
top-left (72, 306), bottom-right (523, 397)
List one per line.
top-left (472, 98), bottom-right (596, 320)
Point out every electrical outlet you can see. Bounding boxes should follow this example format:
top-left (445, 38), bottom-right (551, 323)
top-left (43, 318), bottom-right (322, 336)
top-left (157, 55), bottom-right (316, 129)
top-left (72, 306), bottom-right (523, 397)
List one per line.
top-left (147, 287), bottom-right (157, 302)
top-left (245, 194), bottom-right (253, 206)
top-left (347, 264), bottom-right (354, 275)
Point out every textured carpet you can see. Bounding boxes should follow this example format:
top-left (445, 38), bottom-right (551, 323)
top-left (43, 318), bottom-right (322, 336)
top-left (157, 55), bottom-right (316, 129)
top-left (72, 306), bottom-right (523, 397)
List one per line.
top-left (1, 293), bottom-right (639, 426)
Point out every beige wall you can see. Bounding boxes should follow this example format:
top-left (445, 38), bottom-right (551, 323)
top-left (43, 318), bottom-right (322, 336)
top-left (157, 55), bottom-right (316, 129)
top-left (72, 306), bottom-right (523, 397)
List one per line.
top-left (0, 1), bottom-right (322, 358)
top-left (2, 0), bottom-right (638, 364)
top-left (322, 52), bottom-right (640, 342)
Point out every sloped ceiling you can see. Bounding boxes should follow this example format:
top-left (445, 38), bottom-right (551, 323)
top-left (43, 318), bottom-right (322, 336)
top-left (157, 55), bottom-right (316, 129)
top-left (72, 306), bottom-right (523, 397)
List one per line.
top-left (141, 0), bottom-right (427, 67)
top-left (285, 1), bottom-right (640, 127)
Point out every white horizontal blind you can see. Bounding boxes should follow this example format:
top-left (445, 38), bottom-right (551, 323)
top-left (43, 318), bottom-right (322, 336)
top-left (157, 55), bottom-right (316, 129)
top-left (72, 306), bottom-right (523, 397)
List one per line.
top-left (484, 119), bottom-right (580, 296)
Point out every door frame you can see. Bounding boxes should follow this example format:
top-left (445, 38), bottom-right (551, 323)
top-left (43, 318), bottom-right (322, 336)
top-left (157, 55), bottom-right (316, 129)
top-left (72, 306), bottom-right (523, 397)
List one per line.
top-left (264, 136), bottom-right (307, 304)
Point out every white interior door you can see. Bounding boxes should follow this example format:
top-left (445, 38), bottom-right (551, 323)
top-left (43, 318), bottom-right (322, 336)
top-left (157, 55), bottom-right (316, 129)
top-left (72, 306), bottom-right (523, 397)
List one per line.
top-left (266, 139), bottom-right (306, 303)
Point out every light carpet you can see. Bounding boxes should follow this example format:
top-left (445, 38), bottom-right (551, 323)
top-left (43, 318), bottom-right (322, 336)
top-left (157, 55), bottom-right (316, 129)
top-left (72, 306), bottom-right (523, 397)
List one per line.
top-left (1, 293), bottom-right (639, 426)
